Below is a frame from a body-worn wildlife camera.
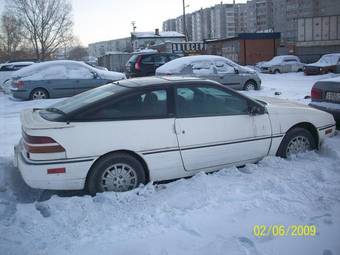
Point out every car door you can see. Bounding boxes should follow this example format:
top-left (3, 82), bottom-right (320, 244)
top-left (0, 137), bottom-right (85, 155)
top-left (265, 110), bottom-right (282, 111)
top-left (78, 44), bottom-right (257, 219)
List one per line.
top-left (32, 64), bottom-right (75, 98)
top-left (174, 84), bottom-right (272, 171)
top-left (213, 60), bottom-right (241, 89)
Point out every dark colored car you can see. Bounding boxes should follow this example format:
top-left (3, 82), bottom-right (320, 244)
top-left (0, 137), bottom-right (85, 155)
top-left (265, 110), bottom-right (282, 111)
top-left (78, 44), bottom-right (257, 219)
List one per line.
top-left (125, 52), bottom-right (179, 77)
top-left (309, 76), bottom-right (340, 124)
top-left (304, 54), bottom-right (340, 75)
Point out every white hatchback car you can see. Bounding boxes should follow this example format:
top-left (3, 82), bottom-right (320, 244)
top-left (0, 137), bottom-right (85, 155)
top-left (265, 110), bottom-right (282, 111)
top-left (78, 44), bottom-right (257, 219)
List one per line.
top-left (14, 77), bottom-right (336, 194)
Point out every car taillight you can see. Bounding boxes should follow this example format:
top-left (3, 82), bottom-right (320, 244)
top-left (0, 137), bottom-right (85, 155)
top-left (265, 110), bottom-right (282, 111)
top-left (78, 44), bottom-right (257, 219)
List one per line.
top-left (14, 80), bottom-right (24, 89)
top-left (134, 56), bottom-right (142, 71)
top-left (22, 131), bottom-right (65, 153)
top-left (311, 87), bottom-right (322, 99)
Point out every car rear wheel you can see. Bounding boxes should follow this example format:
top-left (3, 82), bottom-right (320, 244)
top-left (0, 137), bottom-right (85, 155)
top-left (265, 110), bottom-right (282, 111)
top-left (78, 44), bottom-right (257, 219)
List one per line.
top-left (277, 127), bottom-right (316, 158)
top-left (274, 69), bottom-right (280, 74)
top-left (86, 153), bottom-right (146, 195)
top-left (30, 88), bottom-right (49, 100)
top-left (243, 80), bottom-right (257, 91)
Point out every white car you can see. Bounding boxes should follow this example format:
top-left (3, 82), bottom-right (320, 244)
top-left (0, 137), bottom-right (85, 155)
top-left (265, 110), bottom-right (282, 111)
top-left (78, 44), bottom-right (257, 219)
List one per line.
top-left (14, 77), bottom-right (336, 194)
top-left (257, 55), bottom-right (304, 74)
top-left (0, 61), bottom-right (34, 90)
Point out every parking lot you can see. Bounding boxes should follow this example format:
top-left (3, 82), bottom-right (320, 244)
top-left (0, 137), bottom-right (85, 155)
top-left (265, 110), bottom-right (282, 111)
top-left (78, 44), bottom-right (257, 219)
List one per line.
top-left (0, 72), bottom-right (339, 255)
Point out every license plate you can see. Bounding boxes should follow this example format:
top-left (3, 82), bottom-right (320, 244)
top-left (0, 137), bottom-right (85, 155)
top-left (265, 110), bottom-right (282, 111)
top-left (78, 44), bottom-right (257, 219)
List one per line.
top-left (325, 92), bottom-right (340, 102)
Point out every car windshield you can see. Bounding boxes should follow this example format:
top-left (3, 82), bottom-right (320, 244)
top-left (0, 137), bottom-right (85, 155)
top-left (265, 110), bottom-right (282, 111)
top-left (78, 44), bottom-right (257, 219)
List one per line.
top-left (39, 83), bottom-right (128, 121)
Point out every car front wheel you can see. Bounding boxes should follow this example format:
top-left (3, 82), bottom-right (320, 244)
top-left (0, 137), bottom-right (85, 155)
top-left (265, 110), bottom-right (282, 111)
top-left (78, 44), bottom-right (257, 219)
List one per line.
top-left (243, 80), bottom-right (257, 91)
top-left (86, 153), bottom-right (146, 195)
top-left (277, 127), bottom-right (316, 158)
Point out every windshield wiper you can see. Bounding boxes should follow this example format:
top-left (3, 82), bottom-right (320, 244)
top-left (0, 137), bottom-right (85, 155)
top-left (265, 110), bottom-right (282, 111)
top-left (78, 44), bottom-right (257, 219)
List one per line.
top-left (44, 107), bottom-right (66, 116)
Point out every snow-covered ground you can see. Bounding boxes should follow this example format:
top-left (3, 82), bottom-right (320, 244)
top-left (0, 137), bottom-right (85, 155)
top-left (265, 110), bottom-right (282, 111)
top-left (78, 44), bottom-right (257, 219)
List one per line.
top-left (0, 72), bottom-right (340, 255)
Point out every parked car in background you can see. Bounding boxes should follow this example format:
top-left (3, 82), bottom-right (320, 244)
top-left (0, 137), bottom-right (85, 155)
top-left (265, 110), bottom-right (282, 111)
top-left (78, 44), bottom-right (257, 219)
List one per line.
top-left (257, 55), bottom-right (304, 74)
top-left (125, 52), bottom-right (179, 77)
top-left (309, 76), bottom-right (340, 124)
top-left (0, 61), bottom-right (34, 89)
top-left (304, 53), bottom-right (340, 75)
top-left (14, 76), bottom-right (335, 193)
top-left (9, 60), bottom-right (126, 100)
top-left (156, 55), bottom-right (261, 90)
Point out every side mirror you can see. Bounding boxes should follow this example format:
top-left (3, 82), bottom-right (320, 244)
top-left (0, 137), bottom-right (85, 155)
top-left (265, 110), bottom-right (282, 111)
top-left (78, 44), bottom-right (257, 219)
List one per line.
top-left (248, 104), bottom-right (264, 116)
top-left (234, 68), bottom-right (239, 74)
top-left (91, 71), bottom-right (98, 79)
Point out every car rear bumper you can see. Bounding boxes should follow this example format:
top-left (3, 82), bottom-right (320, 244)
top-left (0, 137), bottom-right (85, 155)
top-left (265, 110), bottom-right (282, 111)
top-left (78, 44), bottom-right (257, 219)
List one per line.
top-left (10, 88), bottom-right (30, 99)
top-left (14, 141), bottom-right (95, 190)
top-left (309, 102), bottom-right (340, 121)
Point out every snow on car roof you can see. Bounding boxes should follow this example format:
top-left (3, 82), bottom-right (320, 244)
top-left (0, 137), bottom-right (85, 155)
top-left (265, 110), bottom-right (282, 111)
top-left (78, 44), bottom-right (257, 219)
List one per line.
top-left (156, 55), bottom-right (235, 74)
top-left (307, 53), bottom-right (340, 67)
top-left (265, 55), bottom-right (299, 65)
top-left (0, 61), bottom-right (34, 67)
top-left (12, 60), bottom-right (125, 81)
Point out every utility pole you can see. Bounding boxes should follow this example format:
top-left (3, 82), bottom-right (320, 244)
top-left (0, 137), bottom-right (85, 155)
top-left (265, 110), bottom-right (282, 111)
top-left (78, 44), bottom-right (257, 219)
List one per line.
top-left (182, 0), bottom-right (187, 41)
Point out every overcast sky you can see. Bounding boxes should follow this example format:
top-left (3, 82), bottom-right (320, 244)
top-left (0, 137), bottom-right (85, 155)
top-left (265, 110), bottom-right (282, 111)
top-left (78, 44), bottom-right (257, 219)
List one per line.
top-left (0, 0), bottom-right (247, 46)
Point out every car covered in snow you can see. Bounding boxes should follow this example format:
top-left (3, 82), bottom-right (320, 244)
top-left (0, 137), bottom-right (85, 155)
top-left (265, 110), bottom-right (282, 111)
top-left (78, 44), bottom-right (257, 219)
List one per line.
top-left (0, 61), bottom-right (34, 89)
top-left (257, 55), bottom-right (304, 74)
top-left (155, 55), bottom-right (261, 91)
top-left (9, 60), bottom-right (126, 100)
top-left (309, 76), bottom-right (340, 123)
top-left (14, 76), bottom-right (336, 194)
top-left (304, 53), bottom-right (340, 75)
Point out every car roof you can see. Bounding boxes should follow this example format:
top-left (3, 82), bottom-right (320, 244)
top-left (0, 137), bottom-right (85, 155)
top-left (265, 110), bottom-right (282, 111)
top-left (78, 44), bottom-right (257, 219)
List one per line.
top-left (116, 76), bottom-right (212, 88)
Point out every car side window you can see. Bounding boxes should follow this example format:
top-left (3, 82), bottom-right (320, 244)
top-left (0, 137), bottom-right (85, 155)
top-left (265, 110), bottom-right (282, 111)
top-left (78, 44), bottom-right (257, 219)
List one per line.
top-left (66, 64), bottom-right (94, 79)
top-left (213, 61), bottom-right (235, 74)
top-left (176, 85), bottom-right (249, 117)
top-left (192, 61), bottom-right (214, 75)
top-left (154, 55), bottom-right (168, 65)
top-left (141, 55), bottom-right (154, 64)
top-left (0, 65), bottom-right (13, 72)
top-left (75, 89), bottom-right (168, 121)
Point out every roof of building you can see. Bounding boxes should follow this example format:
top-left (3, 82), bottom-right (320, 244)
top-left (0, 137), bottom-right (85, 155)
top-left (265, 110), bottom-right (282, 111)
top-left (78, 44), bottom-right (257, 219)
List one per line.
top-left (206, 32), bottom-right (281, 43)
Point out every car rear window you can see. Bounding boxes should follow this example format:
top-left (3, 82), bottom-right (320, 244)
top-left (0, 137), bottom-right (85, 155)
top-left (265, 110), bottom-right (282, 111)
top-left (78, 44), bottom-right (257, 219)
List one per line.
top-left (39, 83), bottom-right (129, 121)
top-left (127, 54), bottom-right (140, 63)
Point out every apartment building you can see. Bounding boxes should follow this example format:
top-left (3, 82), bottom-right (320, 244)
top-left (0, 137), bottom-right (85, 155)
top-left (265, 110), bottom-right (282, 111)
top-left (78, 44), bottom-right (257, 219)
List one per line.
top-left (88, 37), bottom-right (131, 57)
top-left (162, 19), bottom-right (176, 32)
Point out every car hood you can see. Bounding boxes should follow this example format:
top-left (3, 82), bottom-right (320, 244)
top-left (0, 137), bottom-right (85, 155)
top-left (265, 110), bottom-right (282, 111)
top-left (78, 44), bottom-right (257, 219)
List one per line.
top-left (97, 70), bottom-right (126, 80)
top-left (255, 96), bottom-right (310, 109)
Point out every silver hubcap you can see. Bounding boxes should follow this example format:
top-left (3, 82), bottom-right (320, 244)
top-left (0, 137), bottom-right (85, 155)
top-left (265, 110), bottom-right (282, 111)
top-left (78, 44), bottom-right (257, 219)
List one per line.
top-left (245, 83), bottom-right (256, 91)
top-left (100, 163), bottom-right (138, 192)
top-left (286, 136), bottom-right (310, 157)
top-left (32, 90), bottom-right (47, 99)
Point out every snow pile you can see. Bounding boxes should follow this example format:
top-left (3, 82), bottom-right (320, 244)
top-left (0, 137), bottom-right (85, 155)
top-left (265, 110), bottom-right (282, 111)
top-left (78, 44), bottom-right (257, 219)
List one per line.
top-left (307, 54), bottom-right (340, 67)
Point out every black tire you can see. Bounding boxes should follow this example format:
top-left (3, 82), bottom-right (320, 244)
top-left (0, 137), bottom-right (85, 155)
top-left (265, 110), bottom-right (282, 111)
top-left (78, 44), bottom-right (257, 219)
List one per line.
top-left (86, 153), bottom-right (146, 195)
top-left (274, 69), bottom-right (280, 74)
top-left (243, 80), bottom-right (257, 91)
top-left (276, 127), bottom-right (316, 158)
top-left (30, 88), bottom-right (49, 100)
top-left (297, 69), bottom-right (303, 72)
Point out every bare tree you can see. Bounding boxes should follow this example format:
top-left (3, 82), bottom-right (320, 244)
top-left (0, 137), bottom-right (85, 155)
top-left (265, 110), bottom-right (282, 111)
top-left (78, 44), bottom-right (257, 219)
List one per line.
top-left (67, 46), bottom-right (89, 61)
top-left (0, 13), bottom-right (24, 57)
top-left (6, 0), bottom-right (73, 61)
